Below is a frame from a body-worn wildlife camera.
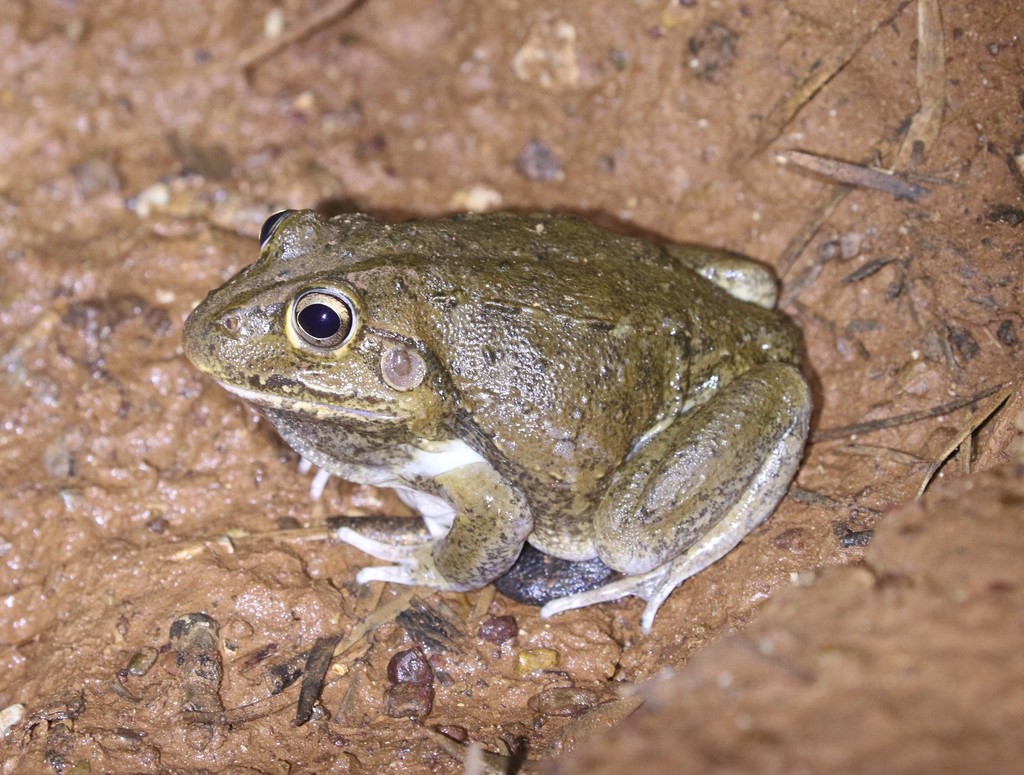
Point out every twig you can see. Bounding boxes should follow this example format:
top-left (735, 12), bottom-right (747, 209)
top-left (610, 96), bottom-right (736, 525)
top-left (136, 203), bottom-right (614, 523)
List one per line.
top-left (812, 382), bottom-right (1011, 442)
top-left (832, 443), bottom-right (926, 465)
top-left (332, 587), bottom-right (417, 659)
top-left (294, 634), bottom-right (343, 726)
top-left (777, 131), bottom-right (910, 291)
top-left (427, 729), bottom-right (522, 775)
top-left (234, 0), bottom-right (368, 71)
top-left (778, 150), bottom-right (928, 201)
top-left (896, 0), bottom-right (947, 167)
top-left (777, 186), bottom-right (850, 281)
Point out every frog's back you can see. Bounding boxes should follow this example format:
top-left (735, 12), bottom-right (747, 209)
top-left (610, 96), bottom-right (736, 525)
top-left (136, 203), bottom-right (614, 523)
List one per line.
top-left (338, 212), bottom-right (799, 516)
top-left (332, 211), bottom-right (689, 281)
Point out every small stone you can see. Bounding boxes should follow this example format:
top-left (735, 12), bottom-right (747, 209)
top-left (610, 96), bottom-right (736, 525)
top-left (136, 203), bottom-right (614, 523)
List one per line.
top-left (986, 204), bottom-right (1024, 226)
top-left (687, 22), bottom-right (739, 82)
top-left (839, 231), bottom-right (864, 259)
top-left (130, 182), bottom-right (170, 218)
top-left (996, 320), bottom-right (1017, 346)
top-left (0, 703), bottom-right (25, 737)
top-left (449, 184), bottom-right (503, 212)
top-left (515, 648), bottom-right (559, 676)
top-left (126, 648), bottom-right (159, 677)
top-left (384, 682), bottom-right (434, 718)
top-left (948, 325), bottom-right (980, 361)
top-left (478, 616), bottom-right (518, 644)
top-left (818, 239), bottom-right (841, 263)
top-left (387, 647), bottom-right (434, 687)
top-left (515, 140), bottom-right (564, 182)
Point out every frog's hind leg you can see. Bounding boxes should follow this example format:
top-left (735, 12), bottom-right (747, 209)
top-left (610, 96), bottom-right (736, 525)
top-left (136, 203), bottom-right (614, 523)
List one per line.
top-left (540, 362), bottom-right (811, 633)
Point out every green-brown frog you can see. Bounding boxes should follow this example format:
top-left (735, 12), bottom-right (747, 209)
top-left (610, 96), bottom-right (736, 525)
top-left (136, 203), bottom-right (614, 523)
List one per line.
top-left (183, 210), bottom-right (811, 632)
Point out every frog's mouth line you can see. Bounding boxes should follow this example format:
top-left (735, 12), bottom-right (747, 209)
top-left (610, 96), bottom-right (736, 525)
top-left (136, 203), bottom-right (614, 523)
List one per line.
top-left (216, 381), bottom-right (400, 422)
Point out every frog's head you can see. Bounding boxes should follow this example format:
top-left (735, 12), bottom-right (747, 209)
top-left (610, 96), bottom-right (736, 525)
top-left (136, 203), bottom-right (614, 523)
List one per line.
top-left (182, 210), bottom-right (451, 439)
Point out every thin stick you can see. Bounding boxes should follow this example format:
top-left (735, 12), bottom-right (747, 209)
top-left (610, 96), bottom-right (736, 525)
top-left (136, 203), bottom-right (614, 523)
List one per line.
top-left (812, 382), bottom-right (1011, 442)
top-left (235, 0), bottom-right (367, 71)
top-left (896, 0), bottom-right (947, 167)
top-left (778, 150), bottom-right (928, 201)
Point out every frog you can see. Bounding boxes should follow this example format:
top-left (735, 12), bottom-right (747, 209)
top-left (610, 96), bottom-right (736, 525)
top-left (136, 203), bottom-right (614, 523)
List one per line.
top-left (183, 209), bottom-right (812, 632)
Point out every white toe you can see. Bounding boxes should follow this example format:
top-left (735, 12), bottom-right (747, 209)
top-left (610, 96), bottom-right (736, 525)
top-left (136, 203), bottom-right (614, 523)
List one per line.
top-left (335, 527), bottom-right (413, 562)
top-left (356, 565), bottom-right (416, 585)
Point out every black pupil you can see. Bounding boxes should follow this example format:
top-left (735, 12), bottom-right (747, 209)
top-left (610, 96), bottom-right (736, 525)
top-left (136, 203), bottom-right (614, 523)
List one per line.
top-left (260, 209), bottom-right (295, 246)
top-left (297, 303), bottom-right (342, 339)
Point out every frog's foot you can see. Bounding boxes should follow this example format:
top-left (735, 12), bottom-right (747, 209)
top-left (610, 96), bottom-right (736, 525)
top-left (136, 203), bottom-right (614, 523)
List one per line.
top-left (337, 463), bottom-right (533, 593)
top-left (335, 526), bottom-right (484, 591)
top-left (356, 555), bottom-right (445, 588)
top-left (539, 567), bottom-right (668, 633)
top-left (539, 524), bottom-right (743, 633)
top-left (334, 526), bottom-right (449, 587)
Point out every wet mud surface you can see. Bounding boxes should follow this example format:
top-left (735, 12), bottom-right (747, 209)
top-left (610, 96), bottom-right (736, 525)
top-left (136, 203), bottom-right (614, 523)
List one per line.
top-left (1, 1), bottom-right (1022, 772)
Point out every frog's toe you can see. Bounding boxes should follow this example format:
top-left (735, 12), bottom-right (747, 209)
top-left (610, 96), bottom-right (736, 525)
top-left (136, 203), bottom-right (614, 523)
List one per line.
top-left (539, 569), bottom-right (668, 628)
top-left (354, 548), bottom-right (462, 585)
top-left (334, 526), bottom-right (417, 563)
top-left (639, 579), bottom-right (681, 633)
top-left (355, 563), bottom-right (420, 586)
top-left (335, 523), bottom-right (463, 587)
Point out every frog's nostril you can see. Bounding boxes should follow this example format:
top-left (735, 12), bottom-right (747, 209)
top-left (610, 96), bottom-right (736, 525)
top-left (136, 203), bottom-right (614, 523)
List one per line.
top-left (220, 313), bottom-right (240, 334)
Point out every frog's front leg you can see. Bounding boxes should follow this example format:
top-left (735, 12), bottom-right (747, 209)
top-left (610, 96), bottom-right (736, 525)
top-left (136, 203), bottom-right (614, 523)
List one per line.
top-left (335, 462), bottom-right (533, 591)
top-left (541, 361), bottom-right (811, 632)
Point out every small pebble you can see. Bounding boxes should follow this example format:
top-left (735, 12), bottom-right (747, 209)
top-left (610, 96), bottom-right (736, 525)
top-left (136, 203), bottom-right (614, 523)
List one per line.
top-left (387, 647), bottom-right (434, 687)
top-left (0, 703), bottom-right (25, 737)
top-left (384, 682), bottom-right (434, 718)
top-left (125, 648), bottom-right (159, 677)
top-left (478, 616), bottom-right (518, 644)
top-left (515, 140), bottom-right (564, 182)
top-left (515, 648), bottom-right (559, 676)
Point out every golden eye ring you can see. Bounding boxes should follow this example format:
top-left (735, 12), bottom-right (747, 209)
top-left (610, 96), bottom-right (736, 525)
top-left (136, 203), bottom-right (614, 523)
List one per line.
top-left (292, 290), bottom-right (356, 349)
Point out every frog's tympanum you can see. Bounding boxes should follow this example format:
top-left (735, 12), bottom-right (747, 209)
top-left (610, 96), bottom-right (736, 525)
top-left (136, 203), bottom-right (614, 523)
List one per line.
top-left (183, 210), bottom-right (812, 632)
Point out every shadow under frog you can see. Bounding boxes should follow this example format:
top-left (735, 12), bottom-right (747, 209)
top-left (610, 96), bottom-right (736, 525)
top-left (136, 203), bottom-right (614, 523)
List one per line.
top-left (183, 209), bottom-right (812, 633)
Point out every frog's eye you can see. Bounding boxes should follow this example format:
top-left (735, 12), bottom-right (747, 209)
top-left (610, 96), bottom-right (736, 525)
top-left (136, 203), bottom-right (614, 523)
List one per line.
top-left (260, 209), bottom-right (295, 248)
top-left (293, 290), bottom-right (356, 349)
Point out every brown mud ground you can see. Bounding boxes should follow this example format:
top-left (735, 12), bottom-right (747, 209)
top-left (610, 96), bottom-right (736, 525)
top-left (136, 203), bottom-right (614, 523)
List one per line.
top-left (1, 1), bottom-right (1022, 772)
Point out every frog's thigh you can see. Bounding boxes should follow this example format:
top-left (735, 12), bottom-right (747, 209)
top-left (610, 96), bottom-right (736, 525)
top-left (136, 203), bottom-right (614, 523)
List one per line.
top-left (427, 462), bottom-right (534, 588)
top-left (594, 361), bottom-right (811, 576)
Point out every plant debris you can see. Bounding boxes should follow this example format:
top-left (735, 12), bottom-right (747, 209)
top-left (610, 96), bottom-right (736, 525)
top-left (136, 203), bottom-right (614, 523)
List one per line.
top-left (813, 382), bottom-right (1011, 442)
top-left (779, 150), bottom-right (928, 201)
top-left (294, 633), bottom-right (342, 726)
top-left (750, 0), bottom-right (913, 155)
